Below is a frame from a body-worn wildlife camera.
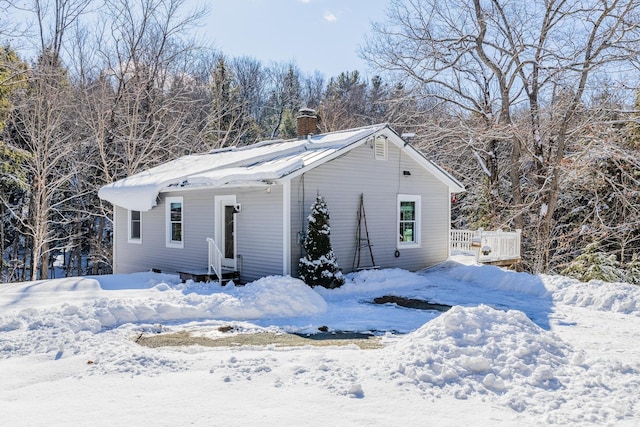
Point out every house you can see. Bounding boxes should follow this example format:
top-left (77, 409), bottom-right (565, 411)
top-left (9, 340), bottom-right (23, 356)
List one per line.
top-left (98, 111), bottom-right (465, 283)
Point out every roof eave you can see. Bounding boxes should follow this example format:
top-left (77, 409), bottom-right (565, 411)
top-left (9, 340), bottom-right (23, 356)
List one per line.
top-left (384, 130), bottom-right (466, 193)
top-left (277, 125), bottom-right (389, 183)
top-left (158, 180), bottom-right (272, 193)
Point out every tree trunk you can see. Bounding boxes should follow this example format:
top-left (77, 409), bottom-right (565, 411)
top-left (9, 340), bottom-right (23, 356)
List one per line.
top-left (92, 216), bottom-right (105, 275)
top-left (0, 204), bottom-right (4, 278)
top-left (509, 137), bottom-right (523, 230)
top-left (20, 235), bottom-right (28, 281)
top-left (40, 241), bottom-right (48, 280)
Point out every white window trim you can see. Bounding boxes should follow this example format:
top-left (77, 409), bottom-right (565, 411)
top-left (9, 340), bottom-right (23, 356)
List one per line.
top-left (397, 194), bottom-right (421, 248)
top-left (127, 209), bottom-right (142, 244)
top-left (166, 196), bottom-right (184, 249)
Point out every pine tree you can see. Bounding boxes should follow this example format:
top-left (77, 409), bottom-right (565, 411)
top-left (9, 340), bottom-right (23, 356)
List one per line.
top-left (624, 253), bottom-right (640, 285)
top-left (299, 196), bottom-right (344, 288)
top-left (561, 242), bottom-right (624, 283)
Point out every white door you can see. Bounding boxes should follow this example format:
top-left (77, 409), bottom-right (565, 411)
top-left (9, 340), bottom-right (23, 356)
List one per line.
top-left (215, 195), bottom-right (237, 270)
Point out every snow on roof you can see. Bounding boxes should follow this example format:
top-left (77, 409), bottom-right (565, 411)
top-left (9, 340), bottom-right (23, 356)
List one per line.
top-left (98, 125), bottom-right (384, 211)
top-left (98, 123), bottom-right (463, 211)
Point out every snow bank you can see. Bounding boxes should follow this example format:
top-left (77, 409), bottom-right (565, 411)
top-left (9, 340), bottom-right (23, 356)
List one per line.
top-left (2, 265), bottom-right (640, 425)
top-left (544, 274), bottom-right (640, 315)
top-left (377, 304), bottom-right (638, 423)
top-left (90, 272), bottom-right (182, 290)
top-left (449, 264), bottom-right (548, 297)
top-left (226, 276), bottom-right (327, 318)
top-left (380, 305), bottom-right (575, 397)
top-left (316, 268), bottom-right (426, 297)
top-left (0, 276), bottom-right (326, 357)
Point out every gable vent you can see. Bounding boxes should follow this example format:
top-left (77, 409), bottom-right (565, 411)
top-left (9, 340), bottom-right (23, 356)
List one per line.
top-left (374, 136), bottom-right (387, 160)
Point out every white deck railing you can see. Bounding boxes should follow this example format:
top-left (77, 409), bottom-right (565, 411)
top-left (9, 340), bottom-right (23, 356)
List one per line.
top-left (206, 237), bottom-right (224, 283)
top-left (451, 229), bottom-right (475, 252)
top-left (451, 229), bottom-right (522, 264)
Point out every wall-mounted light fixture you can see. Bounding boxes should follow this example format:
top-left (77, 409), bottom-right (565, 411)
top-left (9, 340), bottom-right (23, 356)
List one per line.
top-left (403, 170), bottom-right (411, 176)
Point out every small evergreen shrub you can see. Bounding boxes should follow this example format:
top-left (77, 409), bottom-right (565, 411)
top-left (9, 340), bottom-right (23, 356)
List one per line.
top-left (561, 242), bottom-right (624, 283)
top-left (298, 196), bottom-right (344, 289)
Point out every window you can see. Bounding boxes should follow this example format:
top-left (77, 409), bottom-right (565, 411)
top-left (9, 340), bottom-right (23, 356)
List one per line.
top-left (398, 195), bottom-right (420, 247)
top-left (375, 135), bottom-right (387, 160)
top-left (128, 210), bottom-right (142, 244)
top-left (166, 197), bottom-right (184, 248)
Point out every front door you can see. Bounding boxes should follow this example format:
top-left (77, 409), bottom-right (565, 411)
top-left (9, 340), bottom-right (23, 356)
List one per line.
top-left (215, 195), bottom-right (237, 270)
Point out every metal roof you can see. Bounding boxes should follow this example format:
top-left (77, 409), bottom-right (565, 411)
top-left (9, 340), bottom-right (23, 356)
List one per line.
top-left (98, 124), bottom-right (464, 211)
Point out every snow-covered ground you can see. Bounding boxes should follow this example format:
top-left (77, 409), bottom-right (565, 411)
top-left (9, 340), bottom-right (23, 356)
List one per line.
top-left (1, 256), bottom-right (639, 426)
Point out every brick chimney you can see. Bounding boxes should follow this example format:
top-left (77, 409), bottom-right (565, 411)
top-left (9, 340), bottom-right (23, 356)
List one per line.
top-left (296, 108), bottom-right (319, 138)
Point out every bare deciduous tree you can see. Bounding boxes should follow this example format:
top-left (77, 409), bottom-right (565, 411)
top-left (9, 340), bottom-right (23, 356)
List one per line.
top-left (364, 0), bottom-right (640, 272)
top-left (9, 52), bottom-right (76, 280)
top-left (71, 0), bottom-right (209, 272)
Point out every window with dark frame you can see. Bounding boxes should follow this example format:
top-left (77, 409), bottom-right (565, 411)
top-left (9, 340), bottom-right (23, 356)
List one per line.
top-left (166, 197), bottom-right (184, 248)
top-left (399, 201), bottom-right (416, 243)
top-left (130, 210), bottom-right (141, 241)
top-left (170, 202), bottom-right (182, 242)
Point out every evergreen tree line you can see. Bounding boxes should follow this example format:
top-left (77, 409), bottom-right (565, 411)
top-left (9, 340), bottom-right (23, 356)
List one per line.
top-left (1, 0), bottom-right (640, 283)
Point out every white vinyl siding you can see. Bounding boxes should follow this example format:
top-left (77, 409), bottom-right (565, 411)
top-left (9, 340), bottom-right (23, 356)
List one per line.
top-left (398, 195), bottom-right (421, 247)
top-left (114, 192), bottom-right (214, 275)
top-left (235, 186), bottom-right (283, 282)
top-left (290, 141), bottom-right (450, 274)
top-left (128, 210), bottom-right (142, 244)
top-left (166, 196), bottom-right (184, 248)
top-left (114, 187), bottom-right (283, 282)
top-left (112, 131), bottom-right (451, 280)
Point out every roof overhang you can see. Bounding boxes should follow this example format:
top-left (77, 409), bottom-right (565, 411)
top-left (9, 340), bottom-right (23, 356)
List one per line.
top-left (98, 123), bottom-right (464, 211)
top-left (385, 130), bottom-right (466, 193)
top-left (277, 125), bottom-right (465, 193)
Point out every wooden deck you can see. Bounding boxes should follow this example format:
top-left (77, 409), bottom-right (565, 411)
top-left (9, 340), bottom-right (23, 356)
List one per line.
top-left (451, 229), bottom-right (522, 266)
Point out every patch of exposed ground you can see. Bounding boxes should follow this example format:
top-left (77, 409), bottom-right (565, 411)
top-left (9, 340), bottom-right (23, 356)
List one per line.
top-left (372, 295), bottom-right (452, 312)
top-left (135, 330), bottom-right (383, 349)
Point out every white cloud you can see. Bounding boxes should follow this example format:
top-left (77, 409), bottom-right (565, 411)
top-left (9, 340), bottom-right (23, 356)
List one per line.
top-left (323, 11), bottom-right (337, 22)
top-left (298, 0), bottom-right (312, 3)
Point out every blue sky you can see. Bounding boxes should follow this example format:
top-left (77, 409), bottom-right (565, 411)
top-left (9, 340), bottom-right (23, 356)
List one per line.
top-left (194, 0), bottom-right (390, 78)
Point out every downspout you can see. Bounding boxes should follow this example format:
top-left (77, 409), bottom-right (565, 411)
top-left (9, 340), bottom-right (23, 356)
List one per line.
top-left (283, 180), bottom-right (291, 276)
top-left (112, 206), bottom-right (118, 274)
